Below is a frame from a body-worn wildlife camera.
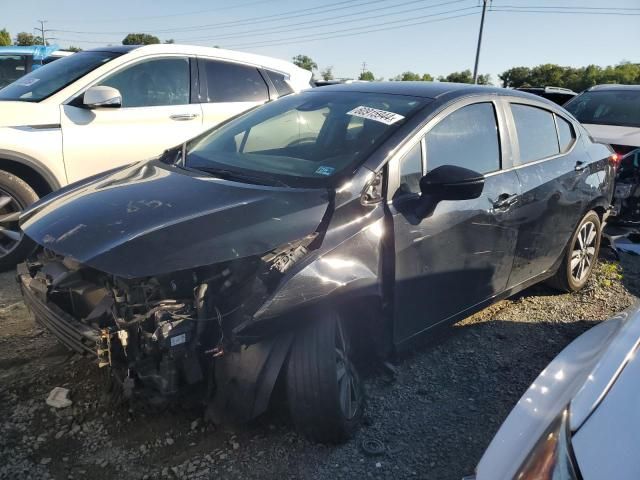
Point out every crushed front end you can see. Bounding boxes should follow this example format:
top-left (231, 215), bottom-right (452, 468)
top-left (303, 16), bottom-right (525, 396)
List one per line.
top-left (17, 243), bottom-right (313, 414)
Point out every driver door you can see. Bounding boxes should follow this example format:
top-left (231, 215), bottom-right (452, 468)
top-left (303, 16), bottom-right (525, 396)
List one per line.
top-left (390, 100), bottom-right (521, 344)
top-left (61, 56), bottom-right (202, 183)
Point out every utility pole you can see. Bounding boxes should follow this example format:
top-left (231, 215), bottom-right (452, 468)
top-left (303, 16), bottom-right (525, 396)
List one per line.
top-left (35, 20), bottom-right (49, 45)
top-left (361, 61), bottom-right (367, 75)
top-left (472, 0), bottom-right (490, 84)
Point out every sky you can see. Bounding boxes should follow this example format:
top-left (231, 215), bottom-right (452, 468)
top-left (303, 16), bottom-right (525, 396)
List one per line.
top-left (3, 0), bottom-right (640, 83)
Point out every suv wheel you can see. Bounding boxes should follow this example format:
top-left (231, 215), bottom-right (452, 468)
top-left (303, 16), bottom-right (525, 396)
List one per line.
top-left (0, 170), bottom-right (38, 270)
top-left (548, 210), bottom-right (601, 292)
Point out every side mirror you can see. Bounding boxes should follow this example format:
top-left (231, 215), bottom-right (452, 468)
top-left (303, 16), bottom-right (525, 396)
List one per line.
top-left (420, 165), bottom-right (485, 201)
top-left (83, 86), bottom-right (122, 109)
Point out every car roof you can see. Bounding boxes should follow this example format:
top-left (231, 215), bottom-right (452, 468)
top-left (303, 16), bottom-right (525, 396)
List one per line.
top-left (587, 84), bottom-right (640, 92)
top-left (86, 43), bottom-right (308, 77)
top-left (309, 81), bottom-right (543, 101)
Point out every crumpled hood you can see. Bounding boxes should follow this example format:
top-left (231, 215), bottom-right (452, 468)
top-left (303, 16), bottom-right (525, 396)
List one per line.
top-left (21, 160), bottom-right (330, 278)
top-left (0, 101), bottom-right (60, 128)
top-left (583, 123), bottom-right (640, 148)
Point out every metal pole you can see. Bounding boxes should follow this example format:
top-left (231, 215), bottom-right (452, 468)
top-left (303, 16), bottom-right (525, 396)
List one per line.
top-left (37, 20), bottom-right (47, 45)
top-left (472, 0), bottom-right (488, 84)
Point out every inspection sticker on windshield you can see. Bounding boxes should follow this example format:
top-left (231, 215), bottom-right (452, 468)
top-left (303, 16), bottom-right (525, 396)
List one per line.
top-left (315, 166), bottom-right (335, 176)
top-left (347, 106), bottom-right (405, 125)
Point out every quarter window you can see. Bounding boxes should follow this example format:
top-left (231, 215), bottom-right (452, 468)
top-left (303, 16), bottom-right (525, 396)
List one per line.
top-left (425, 102), bottom-right (500, 174)
top-left (556, 115), bottom-right (576, 153)
top-left (398, 142), bottom-right (423, 195)
top-left (98, 57), bottom-right (190, 108)
top-left (201, 60), bottom-right (269, 103)
top-left (511, 104), bottom-right (560, 164)
top-left (266, 70), bottom-right (294, 97)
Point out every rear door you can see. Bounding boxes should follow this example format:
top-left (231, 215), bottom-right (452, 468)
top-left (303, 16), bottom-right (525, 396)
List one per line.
top-left (197, 58), bottom-right (271, 129)
top-left (505, 101), bottom-right (585, 287)
top-left (61, 56), bottom-right (202, 183)
top-left (390, 99), bottom-right (521, 344)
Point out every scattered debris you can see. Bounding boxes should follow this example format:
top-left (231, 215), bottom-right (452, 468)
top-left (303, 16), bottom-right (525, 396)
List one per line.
top-left (46, 387), bottom-right (72, 409)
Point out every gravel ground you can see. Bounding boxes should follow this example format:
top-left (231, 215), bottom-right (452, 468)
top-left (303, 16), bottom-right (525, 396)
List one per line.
top-left (1, 249), bottom-right (639, 480)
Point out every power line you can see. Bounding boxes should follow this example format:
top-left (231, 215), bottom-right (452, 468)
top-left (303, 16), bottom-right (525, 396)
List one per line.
top-left (51, 0), bottom-right (388, 35)
top-left (178, 0), bottom-right (471, 43)
top-left (50, 0), bottom-right (284, 24)
top-left (489, 8), bottom-right (640, 16)
top-left (494, 4), bottom-right (640, 11)
top-left (226, 10), bottom-right (480, 50)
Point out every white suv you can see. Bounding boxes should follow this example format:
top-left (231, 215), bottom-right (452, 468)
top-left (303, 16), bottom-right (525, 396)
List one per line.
top-left (0, 44), bottom-right (312, 268)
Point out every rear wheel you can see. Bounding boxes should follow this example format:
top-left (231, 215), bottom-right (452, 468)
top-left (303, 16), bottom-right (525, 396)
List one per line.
top-left (548, 210), bottom-right (601, 292)
top-left (0, 170), bottom-right (38, 271)
top-left (286, 309), bottom-right (364, 443)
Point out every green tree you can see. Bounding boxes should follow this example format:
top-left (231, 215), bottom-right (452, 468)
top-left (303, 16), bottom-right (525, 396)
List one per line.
top-left (320, 66), bottom-right (334, 81)
top-left (292, 54), bottom-right (317, 73)
top-left (65, 46), bottom-right (83, 52)
top-left (392, 71), bottom-right (421, 81)
top-left (122, 33), bottom-right (160, 45)
top-left (421, 73), bottom-right (434, 81)
top-left (0, 29), bottom-right (11, 46)
top-left (15, 32), bottom-right (38, 46)
top-left (438, 69), bottom-right (491, 85)
top-left (359, 70), bottom-right (375, 81)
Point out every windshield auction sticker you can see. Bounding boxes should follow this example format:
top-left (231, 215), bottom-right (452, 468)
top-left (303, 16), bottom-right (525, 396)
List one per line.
top-left (347, 106), bottom-right (405, 125)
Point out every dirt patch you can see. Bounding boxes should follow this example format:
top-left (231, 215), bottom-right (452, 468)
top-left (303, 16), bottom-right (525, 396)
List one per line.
top-left (1, 251), bottom-right (638, 480)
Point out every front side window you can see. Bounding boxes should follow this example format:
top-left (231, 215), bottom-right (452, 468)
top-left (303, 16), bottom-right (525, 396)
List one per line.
top-left (565, 90), bottom-right (640, 128)
top-left (201, 59), bottom-right (269, 103)
top-left (556, 115), bottom-right (576, 153)
top-left (98, 57), bottom-right (190, 108)
top-left (425, 102), bottom-right (500, 174)
top-left (0, 55), bottom-right (27, 89)
top-left (186, 91), bottom-right (429, 187)
top-left (511, 104), bottom-right (559, 164)
top-left (0, 50), bottom-right (120, 102)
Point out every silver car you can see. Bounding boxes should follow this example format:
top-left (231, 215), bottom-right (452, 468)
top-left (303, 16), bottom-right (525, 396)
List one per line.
top-left (469, 305), bottom-right (640, 479)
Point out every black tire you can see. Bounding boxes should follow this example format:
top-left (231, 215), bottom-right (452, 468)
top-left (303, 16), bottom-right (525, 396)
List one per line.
top-left (548, 210), bottom-right (601, 292)
top-left (0, 170), bottom-right (38, 271)
top-left (286, 309), bottom-right (364, 443)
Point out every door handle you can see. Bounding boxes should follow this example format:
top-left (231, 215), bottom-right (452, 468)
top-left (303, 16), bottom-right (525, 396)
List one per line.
top-left (575, 161), bottom-right (588, 172)
top-left (492, 193), bottom-right (518, 210)
top-left (170, 113), bottom-right (199, 121)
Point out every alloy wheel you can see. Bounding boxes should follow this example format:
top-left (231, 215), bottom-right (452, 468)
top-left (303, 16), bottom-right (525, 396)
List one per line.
top-left (0, 188), bottom-right (24, 259)
top-left (335, 320), bottom-right (360, 420)
top-left (571, 220), bottom-right (597, 282)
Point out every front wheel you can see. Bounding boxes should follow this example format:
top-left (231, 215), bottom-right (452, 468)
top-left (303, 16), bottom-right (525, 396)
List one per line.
top-left (548, 210), bottom-right (601, 292)
top-left (0, 170), bottom-right (38, 271)
top-left (286, 309), bottom-right (364, 443)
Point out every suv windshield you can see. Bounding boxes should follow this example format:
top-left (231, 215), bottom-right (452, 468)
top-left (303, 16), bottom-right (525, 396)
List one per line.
top-left (0, 51), bottom-right (121, 102)
top-left (565, 90), bottom-right (640, 128)
top-left (185, 90), bottom-right (428, 187)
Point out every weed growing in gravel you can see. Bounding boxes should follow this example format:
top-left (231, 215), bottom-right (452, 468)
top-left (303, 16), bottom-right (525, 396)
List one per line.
top-left (600, 262), bottom-right (623, 288)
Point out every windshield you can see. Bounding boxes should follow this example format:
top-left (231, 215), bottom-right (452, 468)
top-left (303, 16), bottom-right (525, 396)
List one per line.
top-left (185, 90), bottom-right (428, 187)
top-left (564, 90), bottom-right (640, 128)
top-left (0, 51), bottom-right (120, 102)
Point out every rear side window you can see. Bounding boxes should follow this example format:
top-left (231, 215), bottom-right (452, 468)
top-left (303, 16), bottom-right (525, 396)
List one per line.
top-left (556, 115), bottom-right (576, 153)
top-left (425, 102), bottom-right (500, 174)
top-left (511, 104), bottom-right (559, 164)
top-left (0, 55), bottom-right (27, 88)
top-left (201, 59), bottom-right (269, 103)
top-left (266, 70), bottom-right (294, 97)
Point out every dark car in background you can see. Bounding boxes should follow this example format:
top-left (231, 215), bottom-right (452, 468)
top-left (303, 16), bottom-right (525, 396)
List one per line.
top-left (0, 45), bottom-right (71, 88)
top-left (515, 86), bottom-right (578, 105)
top-left (17, 83), bottom-right (614, 442)
top-left (565, 85), bottom-right (640, 223)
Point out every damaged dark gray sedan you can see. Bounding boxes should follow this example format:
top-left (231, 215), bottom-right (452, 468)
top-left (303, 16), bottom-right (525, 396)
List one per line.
top-left (17, 83), bottom-right (615, 442)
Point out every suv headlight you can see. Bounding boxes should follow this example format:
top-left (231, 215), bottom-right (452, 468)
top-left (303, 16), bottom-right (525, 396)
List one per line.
top-left (516, 408), bottom-right (580, 480)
